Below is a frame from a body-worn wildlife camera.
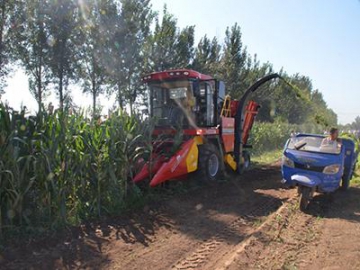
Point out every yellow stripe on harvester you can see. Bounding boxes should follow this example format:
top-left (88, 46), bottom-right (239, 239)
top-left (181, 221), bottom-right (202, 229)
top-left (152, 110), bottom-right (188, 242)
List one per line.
top-left (186, 139), bottom-right (199, 172)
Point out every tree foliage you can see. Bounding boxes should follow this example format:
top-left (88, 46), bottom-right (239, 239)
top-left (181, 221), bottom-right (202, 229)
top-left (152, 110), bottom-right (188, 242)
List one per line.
top-left (0, 0), bottom-right (23, 92)
top-left (221, 23), bottom-right (248, 97)
top-left (77, 0), bottom-right (116, 116)
top-left (46, 0), bottom-right (81, 110)
top-left (342, 116), bottom-right (360, 131)
top-left (1, 0), bottom-right (337, 126)
top-left (107, 0), bottom-right (153, 112)
top-left (15, 0), bottom-right (51, 112)
top-left (192, 35), bottom-right (221, 75)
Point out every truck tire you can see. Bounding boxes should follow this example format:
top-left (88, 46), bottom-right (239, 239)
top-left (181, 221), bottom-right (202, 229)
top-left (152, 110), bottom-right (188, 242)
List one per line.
top-left (341, 175), bottom-right (350, 190)
top-left (299, 186), bottom-right (312, 211)
top-left (198, 144), bottom-right (224, 182)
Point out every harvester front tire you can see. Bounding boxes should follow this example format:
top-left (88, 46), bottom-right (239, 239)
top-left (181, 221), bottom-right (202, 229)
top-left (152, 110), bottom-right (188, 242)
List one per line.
top-left (198, 144), bottom-right (224, 182)
top-left (242, 151), bottom-right (251, 171)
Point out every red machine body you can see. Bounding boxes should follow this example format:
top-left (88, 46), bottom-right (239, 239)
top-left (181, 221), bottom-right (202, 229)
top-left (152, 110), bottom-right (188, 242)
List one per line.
top-left (133, 69), bottom-right (262, 186)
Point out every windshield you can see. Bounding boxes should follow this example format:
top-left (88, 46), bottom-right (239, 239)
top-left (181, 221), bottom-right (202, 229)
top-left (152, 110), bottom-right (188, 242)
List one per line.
top-left (287, 135), bottom-right (342, 155)
top-left (148, 80), bottom-right (194, 127)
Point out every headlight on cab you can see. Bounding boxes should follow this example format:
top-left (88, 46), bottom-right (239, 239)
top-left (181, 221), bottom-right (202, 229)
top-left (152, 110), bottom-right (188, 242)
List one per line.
top-left (323, 164), bottom-right (341, 175)
top-left (282, 155), bottom-right (294, 168)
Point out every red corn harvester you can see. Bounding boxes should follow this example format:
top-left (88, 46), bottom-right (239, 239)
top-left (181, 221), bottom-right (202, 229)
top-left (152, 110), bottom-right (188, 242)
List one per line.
top-left (133, 69), bottom-right (280, 187)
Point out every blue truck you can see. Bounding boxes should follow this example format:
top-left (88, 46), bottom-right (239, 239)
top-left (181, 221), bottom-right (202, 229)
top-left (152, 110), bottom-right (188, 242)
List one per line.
top-left (281, 133), bottom-right (358, 211)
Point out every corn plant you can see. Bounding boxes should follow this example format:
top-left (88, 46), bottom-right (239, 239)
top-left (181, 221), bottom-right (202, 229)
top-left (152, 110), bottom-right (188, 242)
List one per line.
top-left (0, 103), bottom-right (152, 239)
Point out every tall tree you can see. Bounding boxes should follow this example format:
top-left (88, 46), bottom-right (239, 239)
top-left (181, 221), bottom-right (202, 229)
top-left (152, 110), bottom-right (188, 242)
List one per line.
top-left (15, 0), bottom-right (51, 112)
top-left (145, 5), bottom-right (195, 73)
top-left (46, 0), bottom-right (81, 110)
top-left (350, 116), bottom-right (360, 130)
top-left (174, 25), bottom-right (195, 68)
top-left (78, 0), bottom-right (116, 116)
top-left (144, 5), bottom-right (178, 72)
top-left (221, 23), bottom-right (247, 97)
top-left (244, 58), bottom-right (276, 122)
top-left (311, 89), bottom-right (337, 126)
top-left (192, 35), bottom-right (221, 75)
top-left (0, 0), bottom-right (22, 92)
top-left (109, 0), bottom-right (153, 112)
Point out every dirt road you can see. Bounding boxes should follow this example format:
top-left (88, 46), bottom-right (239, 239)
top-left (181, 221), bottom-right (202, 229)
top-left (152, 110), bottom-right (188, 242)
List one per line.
top-left (2, 165), bottom-right (360, 270)
top-left (224, 184), bottom-right (360, 270)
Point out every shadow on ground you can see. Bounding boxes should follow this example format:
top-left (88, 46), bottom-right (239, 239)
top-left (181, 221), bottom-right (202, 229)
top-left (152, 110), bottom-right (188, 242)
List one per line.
top-left (305, 186), bottom-right (360, 223)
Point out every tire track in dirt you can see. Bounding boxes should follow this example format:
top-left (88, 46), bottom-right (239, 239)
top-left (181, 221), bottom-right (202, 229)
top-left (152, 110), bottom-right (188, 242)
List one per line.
top-left (219, 187), bottom-right (360, 270)
top-left (172, 196), bottom-right (284, 270)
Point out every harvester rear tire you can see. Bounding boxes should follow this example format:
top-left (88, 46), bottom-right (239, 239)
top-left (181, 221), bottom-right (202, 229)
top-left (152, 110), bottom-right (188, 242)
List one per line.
top-left (198, 144), bottom-right (224, 182)
top-left (236, 151), bottom-right (251, 174)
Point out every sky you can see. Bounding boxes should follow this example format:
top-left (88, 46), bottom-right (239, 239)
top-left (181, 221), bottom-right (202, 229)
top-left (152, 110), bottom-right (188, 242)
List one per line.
top-left (4, 0), bottom-right (360, 124)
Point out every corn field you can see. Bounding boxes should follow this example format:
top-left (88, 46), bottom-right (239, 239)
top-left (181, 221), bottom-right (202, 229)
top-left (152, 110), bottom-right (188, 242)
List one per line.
top-left (0, 104), bottom-right (151, 238)
top-left (0, 102), bottom-right (331, 240)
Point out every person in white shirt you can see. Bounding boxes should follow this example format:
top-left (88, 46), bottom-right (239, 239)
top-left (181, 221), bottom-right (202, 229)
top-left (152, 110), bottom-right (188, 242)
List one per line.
top-left (321, 127), bottom-right (342, 152)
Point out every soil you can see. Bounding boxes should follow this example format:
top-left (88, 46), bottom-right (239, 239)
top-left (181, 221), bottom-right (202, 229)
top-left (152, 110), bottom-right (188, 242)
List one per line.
top-left (1, 164), bottom-right (360, 270)
top-left (224, 185), bottom-right (360, 270)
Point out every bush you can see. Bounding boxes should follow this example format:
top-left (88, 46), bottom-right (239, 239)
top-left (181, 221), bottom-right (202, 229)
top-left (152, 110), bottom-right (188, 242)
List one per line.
top-left (250, 121), bottom-right (323, 155)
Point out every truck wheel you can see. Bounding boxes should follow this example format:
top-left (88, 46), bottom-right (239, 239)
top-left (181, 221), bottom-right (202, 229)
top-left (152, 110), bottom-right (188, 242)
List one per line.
top-left (299, 186), bottom-right (312, 211)
top-left (242, 151), bottom-right (251, 171)
top-left (350, 163), bottom-right (356, 180)
top-left (198, 144), bottom-right (224, 182)
top-left (341, 175), bottom-right (350, 190)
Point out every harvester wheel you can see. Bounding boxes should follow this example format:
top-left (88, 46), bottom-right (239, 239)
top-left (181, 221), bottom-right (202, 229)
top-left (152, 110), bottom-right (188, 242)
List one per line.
top-left (198, 144), bottom-right (224, 182)
top-left (242, 151), bottom-right (251, 171)
top-left (235, 151), bottom-right (251, 174)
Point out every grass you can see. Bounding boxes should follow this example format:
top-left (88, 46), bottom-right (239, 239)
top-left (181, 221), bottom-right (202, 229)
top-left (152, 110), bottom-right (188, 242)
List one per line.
top-left (252, 149), bottom-right (283, 165)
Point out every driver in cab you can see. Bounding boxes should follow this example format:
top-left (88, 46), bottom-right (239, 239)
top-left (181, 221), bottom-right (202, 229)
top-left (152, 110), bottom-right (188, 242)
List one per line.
top-left (321, 127), bottom-right (342, 150)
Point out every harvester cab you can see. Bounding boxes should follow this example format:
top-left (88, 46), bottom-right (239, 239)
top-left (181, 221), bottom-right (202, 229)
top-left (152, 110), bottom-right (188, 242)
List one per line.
top-left (145, 70), bottom-right (223, 129)
top-left (134, 69), bottom-right (280, 187)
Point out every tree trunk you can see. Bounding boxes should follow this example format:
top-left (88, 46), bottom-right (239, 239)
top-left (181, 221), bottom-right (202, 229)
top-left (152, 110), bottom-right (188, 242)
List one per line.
top-left (0, 1), bottom-right (7, 71)
top-left (37, 57), bottom-right (42, 113)
top-left (92, 80), bottom-right (96, 118)
top-left (37, 74), bottom-right (42, 112)
top-left (117, 82), bottom-right (123, 110)
top-left (36, 21), bottom-right (46, 113)
top-left (59, 72), bottom-right (63, 110)
top-left (127, 74), bottom-right (133, 115)
top-left (129, 99), bottom-right (133, 116)
top-left (58, 37), bottom-right (65, 111)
